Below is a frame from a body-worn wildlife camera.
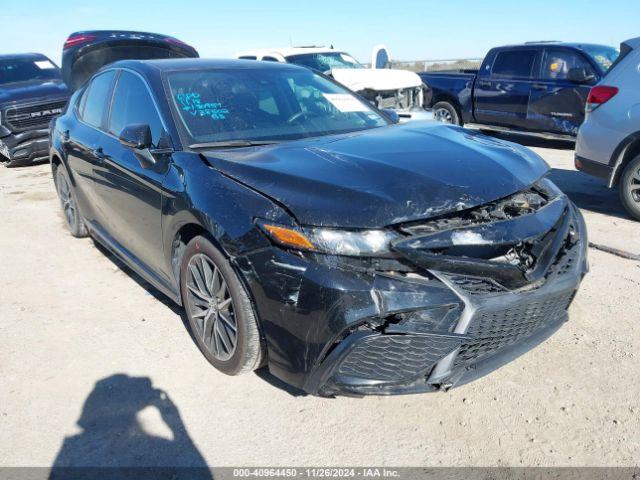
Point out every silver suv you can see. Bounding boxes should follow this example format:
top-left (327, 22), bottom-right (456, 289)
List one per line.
top-left (575, 37), bottom-right (640, 220)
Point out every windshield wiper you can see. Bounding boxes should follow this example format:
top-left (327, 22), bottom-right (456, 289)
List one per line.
top-left (188, 140), bottom-right (280, 149)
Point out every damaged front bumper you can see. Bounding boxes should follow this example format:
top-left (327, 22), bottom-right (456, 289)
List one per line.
top-left (0, 126), bottom-right (50, 166)
top-left (240, 196), bottom-right (588, 397)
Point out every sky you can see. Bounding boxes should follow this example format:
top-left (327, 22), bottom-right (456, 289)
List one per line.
top-left (2, 0), bottom-right (638, 65)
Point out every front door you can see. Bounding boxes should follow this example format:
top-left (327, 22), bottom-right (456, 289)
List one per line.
top-left (526, 47), bottom-right (597, 135)
top-left (474, 49), bottom-right (538, 130)
top-left (93, 70), bottom-right (170, 276)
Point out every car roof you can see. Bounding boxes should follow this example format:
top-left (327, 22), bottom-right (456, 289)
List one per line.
top-left (496, 42), bottom-right (615, 50)
top-left (0, 52), bottom-right (50, 61)
top-left (237, 47), bottom-right (345, 58)
top-left (109, 58), bottom-right (304, 72)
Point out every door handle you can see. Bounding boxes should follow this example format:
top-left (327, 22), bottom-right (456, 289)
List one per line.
top-left (92, 147), bottom-right (106, 161)
top-left (532, 83), bottom-right (548, 91)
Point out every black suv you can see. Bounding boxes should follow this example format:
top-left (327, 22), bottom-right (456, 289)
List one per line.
top-left (0, 53), bottom-right (70, 167)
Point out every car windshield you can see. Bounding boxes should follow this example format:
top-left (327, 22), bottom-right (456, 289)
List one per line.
top-left (0, 57), bottom-right (61, 85)
top-left (167, 67), bottom-right (388, 145)
top-left (286, 52), bottom-right (363, 72)
top-left (582, 45), bottom-right (620, 72)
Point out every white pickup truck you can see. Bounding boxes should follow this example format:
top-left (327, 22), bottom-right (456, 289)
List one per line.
top-left (236, 46), bottom-right (431, 122)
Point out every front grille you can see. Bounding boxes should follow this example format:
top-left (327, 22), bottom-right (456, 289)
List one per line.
top-left (454, 291), bottom-right (574, 366)
top-left (337, 334), bottom-right (461, 382)
top-left (447, 275), bottom-right (507, 295)
top-left (4, 100), bottom-right (67, 131)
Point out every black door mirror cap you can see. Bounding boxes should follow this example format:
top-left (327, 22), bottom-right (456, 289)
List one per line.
top-left (119, 124), bottom-right (153, 150)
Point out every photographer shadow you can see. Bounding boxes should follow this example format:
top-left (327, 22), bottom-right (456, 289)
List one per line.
top-left (49, 374), bottom-right (212, 479)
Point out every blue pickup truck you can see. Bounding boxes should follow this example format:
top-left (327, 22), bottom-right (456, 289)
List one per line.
top-left (420, 42), bottom-right (619, 139)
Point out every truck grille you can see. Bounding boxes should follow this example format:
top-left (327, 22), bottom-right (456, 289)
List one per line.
top-left (454, 291), bottom-right (574, 367)
top-left (4, 100), bottom-right (67, 131)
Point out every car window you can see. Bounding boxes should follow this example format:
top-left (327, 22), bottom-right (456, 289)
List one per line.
top-left (541, 49), bottom-right (595, 80)
top-left (491, 50), bottom-right (536, 78)
top-left (109, 71), bottom-right (165, 148)
top-left (0, 57), bottom-right (61, 85)
top-left (286, 52), bottom-right (364, 72)
top-left (167, 67), bottom-right (388, 144)
top-left (262, 56), bottom-right (280, 62)
top-left (81, 70), bottom-right (116, 128)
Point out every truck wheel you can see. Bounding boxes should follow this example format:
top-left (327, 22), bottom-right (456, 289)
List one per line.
top-left (432, 101), bottom-right (462, 126)
top-left (619, 155), bottom-right (640, 221)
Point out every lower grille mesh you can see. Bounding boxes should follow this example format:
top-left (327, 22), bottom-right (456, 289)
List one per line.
top-left (337, 335), bottom-right (461, 382)
top-left (455, 291), bottom-right (574, 366)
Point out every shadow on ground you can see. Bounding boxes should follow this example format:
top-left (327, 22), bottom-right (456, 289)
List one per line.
top-left (482, 131), bottom-right (575, 150)
top-left (49, 374), bottom-right (213, 479)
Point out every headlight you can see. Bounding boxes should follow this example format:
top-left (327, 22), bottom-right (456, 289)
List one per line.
top-left (257, 220), bottom-right (399, 256)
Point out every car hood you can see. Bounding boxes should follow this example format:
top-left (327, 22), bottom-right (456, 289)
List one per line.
top-left (201, 122), bottom-right (550, 228)
top-left (0, 79), bottom-right (70, 105)
top-left (331, 68), bottom-right (423, 91)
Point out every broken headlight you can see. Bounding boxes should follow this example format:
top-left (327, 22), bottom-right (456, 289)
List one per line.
top-left (257, 220), bottom-right (399, 256)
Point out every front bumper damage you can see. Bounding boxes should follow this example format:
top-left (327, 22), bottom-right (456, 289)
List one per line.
top-left (240, 188), bottom-right (588, 396)
top-left (0, 126), bottom-right (50, 166)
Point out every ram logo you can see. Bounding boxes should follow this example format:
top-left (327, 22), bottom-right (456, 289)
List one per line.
top-left (13, 108), bottom-right (63, 121)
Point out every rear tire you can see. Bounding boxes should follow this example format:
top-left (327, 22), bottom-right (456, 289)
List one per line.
top-left (180, 236), bottom-right (264, 375)
top-left (432, 101), bottom-right (462, 126)
top-left (54, 166), bottom-right (88, 237)
top-left (619, 155), bottom-right (640, 221)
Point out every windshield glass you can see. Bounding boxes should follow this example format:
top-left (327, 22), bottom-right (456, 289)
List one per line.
top-left (582, 45), bottom-right (620, 72)
top-left (286, 52), bottom-right (363, 72)
top-left (167, 67), bottom-right (388, 145)
top-left (0, 57), bottom-right (61, 85)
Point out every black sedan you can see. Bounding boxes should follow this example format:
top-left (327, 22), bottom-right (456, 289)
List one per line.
top-left (50, 58), bottom-right (588, 396)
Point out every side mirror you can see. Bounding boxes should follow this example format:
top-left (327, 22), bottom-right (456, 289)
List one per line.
top-left (382, 108), bottom-right (400, 124)
top-left (118, 124), bottom-right (152, 150)
top-left (567, 67), bottom-right (595, 84)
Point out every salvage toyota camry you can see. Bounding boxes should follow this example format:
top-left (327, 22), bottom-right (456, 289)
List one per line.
top-left (50, 58), bottom-right (587, 396)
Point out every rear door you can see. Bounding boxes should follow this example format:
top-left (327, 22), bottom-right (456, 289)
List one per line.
top-left (66, 70), bottom-right (117, 223)
top-left (526, 47), bottom-right (597, 135)
top-left (473, 48), bottom-right (539, 129)
top-left (94, 69), bottom-right (170, 274)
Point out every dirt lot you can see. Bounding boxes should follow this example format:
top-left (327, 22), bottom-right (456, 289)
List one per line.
top-left (1, 139), bottom-right (639, 468)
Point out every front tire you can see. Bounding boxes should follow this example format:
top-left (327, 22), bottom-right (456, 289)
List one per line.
top-left (180, 236), bottom-right (264, 375)
top-left (432, 101), bottom-right (462, 126)
top-left (54, 166), bottom-right (88, 237)
top-left (619, 155), bottom-right (640, 221)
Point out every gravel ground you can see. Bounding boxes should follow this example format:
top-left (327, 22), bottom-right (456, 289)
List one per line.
top-left (0, 140), bottom-right (639, 468)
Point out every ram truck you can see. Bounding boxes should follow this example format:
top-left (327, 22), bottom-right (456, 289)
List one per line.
top-left (0, 53), bottom-right (70, 167)
top-left (421, 42), bottom-right (619, 139)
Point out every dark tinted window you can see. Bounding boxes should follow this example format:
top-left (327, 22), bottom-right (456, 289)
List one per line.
top-left (541, 49), bottom-right (594, 80)
top-left (109, 71), bottom-right (165, 148)
top-left (0, 57), bottom-right (61, 85)
top-left (492, 50), bottom-right (536, 78)
top-left (262, 56), bottom-right (280, 62)
top-left (81, 70), bottom-right (116, 128)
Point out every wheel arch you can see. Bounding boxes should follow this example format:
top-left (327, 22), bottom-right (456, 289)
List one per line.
top-left (609, 132), bottom-right (640, 188)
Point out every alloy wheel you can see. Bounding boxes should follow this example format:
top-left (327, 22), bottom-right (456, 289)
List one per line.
top-left (630, 167), bottom-right (640, 203)
top-left (56, 173), bottom-right (77, 229)
top-left (186, 253), bottom-right (237, 361)
top-left (434, 107), bottom-right (453, 124)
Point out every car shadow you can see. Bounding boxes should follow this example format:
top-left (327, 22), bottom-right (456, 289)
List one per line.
top-left (547, 168), bottom-right (630, 219)
top-left (480, 131), bottom-right (575, 150)
top-left (49, 374), bottom-right (213, 479)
